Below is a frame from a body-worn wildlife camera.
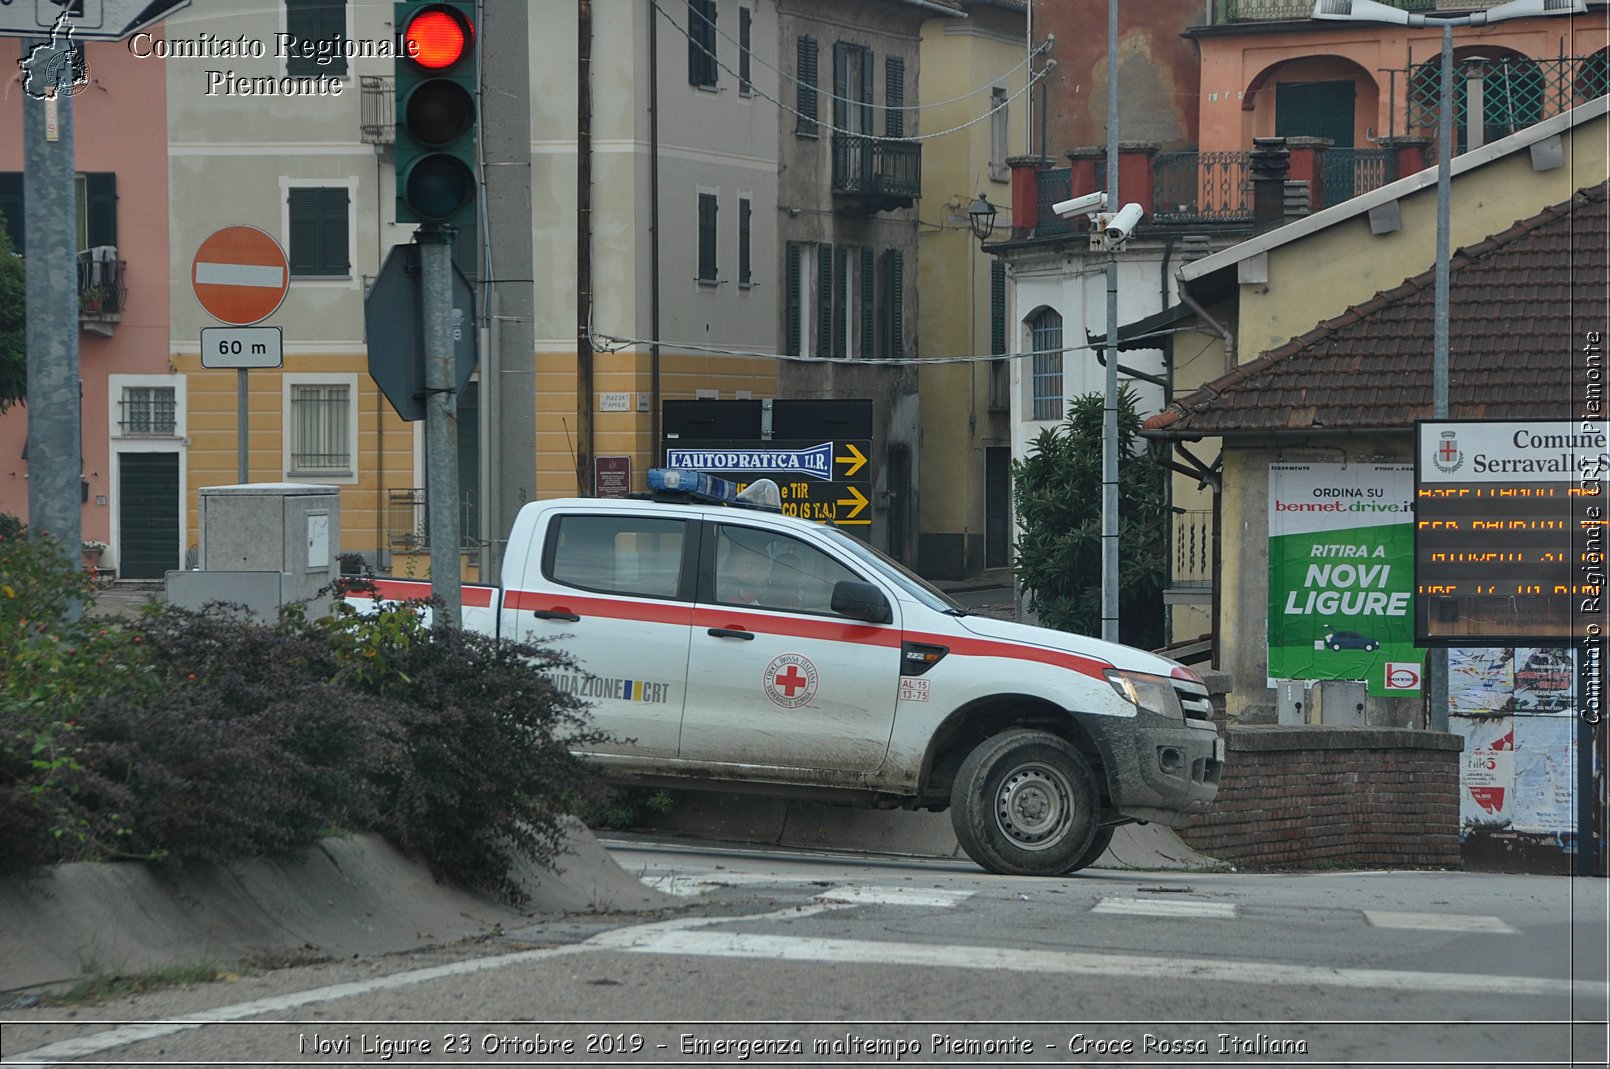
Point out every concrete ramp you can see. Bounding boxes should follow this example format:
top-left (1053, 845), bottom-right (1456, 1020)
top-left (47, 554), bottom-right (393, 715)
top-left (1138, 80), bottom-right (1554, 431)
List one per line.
top-left (635, 790), bottom-right (1226, 872)
top-left (1097, 823), bottom-right (1231, 871)
top-left (0, 823), bottom-right (677, 995)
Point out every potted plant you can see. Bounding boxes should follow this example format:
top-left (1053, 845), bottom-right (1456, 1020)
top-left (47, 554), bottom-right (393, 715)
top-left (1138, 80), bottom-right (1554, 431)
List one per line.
top-left (81, 539), bottom-right (107, 570)
top-left (79, 287), bottom-right (107, 315)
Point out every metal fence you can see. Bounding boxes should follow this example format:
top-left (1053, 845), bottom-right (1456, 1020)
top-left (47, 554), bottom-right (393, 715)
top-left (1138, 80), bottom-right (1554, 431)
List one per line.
top-left (1151, 151), bottom-right (1253, 224)
top-left (1171, 510), bottom-right (1214, 589)
top-left (1392, 54), bottom-right (1608, 156)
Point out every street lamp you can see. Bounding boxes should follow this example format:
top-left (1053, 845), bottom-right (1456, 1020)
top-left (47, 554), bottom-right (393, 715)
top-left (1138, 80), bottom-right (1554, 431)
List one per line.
top-left (967, 193), bottom-right (998, 242)
top-left (1312, 0), bottom-right (1584, 731)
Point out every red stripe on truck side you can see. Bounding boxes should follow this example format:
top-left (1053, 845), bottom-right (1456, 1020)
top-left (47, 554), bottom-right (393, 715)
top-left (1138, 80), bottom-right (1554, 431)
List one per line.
top-left (503, 589), bottom-right (1110, 681)
top-left (363, 579), bottom-right (496, 608)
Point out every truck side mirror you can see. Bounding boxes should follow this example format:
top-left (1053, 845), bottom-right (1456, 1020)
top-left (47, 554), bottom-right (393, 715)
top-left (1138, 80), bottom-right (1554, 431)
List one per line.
top-left (830, 580), bottom-right (892, 624)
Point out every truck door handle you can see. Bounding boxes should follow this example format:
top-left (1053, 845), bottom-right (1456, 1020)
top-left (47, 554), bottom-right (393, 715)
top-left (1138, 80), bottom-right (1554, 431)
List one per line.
top-left (531, 610), bottom-right (581, 622)
top-left (707, 627), bottom-right (754, 640)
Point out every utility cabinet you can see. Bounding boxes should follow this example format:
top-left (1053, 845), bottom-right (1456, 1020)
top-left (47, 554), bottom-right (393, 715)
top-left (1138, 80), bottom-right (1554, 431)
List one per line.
top-left (167, 484), bottom-right (340, 614)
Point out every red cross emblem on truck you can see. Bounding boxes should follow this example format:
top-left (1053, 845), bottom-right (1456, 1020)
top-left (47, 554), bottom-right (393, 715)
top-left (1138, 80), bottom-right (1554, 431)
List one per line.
top-left (763, 653), bottom-right (819, 709)
top-left (773, 665), bottom-right (808, 696)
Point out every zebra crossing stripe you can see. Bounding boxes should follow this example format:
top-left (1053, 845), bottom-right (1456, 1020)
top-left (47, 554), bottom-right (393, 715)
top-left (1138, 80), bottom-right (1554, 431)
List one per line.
top-left (1092, 896), bottom-right (1237, 919)
top-left (1364, 910), bottom-right (1519, 934)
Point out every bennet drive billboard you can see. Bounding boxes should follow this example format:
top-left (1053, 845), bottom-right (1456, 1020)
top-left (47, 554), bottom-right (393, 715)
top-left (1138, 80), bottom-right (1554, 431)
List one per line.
top-left (1268, 464), bottom-right (1422, 696)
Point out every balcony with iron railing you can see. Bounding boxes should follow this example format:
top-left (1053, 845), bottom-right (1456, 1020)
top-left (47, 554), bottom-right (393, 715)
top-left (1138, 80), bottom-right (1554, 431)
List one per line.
top-left (77, 249), bottom-right (127, 337)
top-left (831, 134), bottom-right (921, 212)
top-left (1027, 142), bottom-right (1400, 234)
top-left (361, 75), bottom-right (394, 145)
top-left (1215, 0), bottom-right (1446, 22)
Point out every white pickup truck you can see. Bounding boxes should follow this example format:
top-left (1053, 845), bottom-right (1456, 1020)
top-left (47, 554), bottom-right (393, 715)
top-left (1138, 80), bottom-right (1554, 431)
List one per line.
top-left (357, 471), bottom-right (1222, 876)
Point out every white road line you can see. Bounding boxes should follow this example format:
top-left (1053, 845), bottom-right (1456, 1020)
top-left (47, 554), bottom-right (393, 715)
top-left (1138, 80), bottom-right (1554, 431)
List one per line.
top-left (812, 886), bottom-right (973, 908)
top-left (1091, 896), bottom-right (1237, 919)
top-left (0, 903), bottom-right (843, 1067)
top-left (1364, 910), bottom-right (1520, 934)
top-left (194, 262), bottom-right (284, 288)
top-left (613, 930), bottom-right (1601, 1000)
top-left (6, 899), bottom-right (1579, 1066)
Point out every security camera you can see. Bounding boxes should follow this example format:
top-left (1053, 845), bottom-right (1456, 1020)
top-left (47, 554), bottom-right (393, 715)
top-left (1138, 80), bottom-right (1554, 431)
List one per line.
top-left (1051, 190), bottom-right (1108, 218)
top-left (1102, 202), bottom-right (1144, 242)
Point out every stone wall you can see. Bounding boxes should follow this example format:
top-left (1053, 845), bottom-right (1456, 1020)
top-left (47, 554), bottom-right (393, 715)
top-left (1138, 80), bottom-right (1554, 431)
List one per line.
top-left (1178, 725), bottom-right (1463, 868)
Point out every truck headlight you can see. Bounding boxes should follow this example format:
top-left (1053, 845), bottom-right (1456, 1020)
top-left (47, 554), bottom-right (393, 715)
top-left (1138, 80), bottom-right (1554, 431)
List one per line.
top-left (1104, 669), bottom-right (1185, 719)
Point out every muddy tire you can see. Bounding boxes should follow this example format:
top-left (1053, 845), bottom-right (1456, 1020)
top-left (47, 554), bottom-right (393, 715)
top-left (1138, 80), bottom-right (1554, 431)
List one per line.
top-left (1063, 825), bottom-right (1116, 874)
top-left (950, 729), bottom-right (1099, 876)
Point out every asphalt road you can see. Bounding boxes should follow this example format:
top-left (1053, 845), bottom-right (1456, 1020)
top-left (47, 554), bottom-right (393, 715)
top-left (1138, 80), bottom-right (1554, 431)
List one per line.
top-left (3, 838), bottom-right (1605, 1068)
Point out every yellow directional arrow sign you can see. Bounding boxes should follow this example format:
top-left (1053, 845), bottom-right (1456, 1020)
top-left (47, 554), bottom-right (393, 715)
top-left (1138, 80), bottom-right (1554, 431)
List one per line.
top-left (836, 442), bottom-right (867, 479)
top-left (837, 484), bottom-right (870, 522)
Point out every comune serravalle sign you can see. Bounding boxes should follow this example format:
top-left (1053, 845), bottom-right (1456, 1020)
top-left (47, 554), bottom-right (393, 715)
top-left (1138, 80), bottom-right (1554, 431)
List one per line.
top-left (1415, 419), bottom-right (1610, 645)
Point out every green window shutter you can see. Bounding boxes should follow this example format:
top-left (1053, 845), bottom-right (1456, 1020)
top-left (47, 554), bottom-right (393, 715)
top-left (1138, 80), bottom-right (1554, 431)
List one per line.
top-left (832, 42), bottom-right (849, 131)
top-left (288, 187), bottom-right (348, 276)
top-left (1273, 80), bottom-right (1355, 148)
top-left (738, 197), bottom-right (752, 286)
top-left (319, 187), bottom-right (349, 275)
top-left (832, 43), bottom-right (849, 181)
top-left (885, 57), bottom-right (904, 138)
top-left (697, 192), bottom-right (718, 281)
top-left (860, 49), bottom-right (875, 134)
top-left (883, 249), bottom-right (904, 360)
top-left (796, 36), bottom-right (818, 137)
top-left (815, 243), bottom-right (833, 359)
top-left (738, 7), bottom-right (751, 95)
top-left (859, 247), bottom-right (874, 357)
top-left (990, 260), bottom-right (1006, 355)
top-left (288, 189), bottom-right (319, 275)
top-left (785, 241), bottom-right (802, 355)
top-left (832, 245), bottom-right (848, 358)
top-left (84, 173), bottom-right (117, 249)
top-left (688, 0), bottom-right (717, 87)
top-left (0, 172), bottom-right (25, 255)
top-left (286, 0), bottom-right (347, 77)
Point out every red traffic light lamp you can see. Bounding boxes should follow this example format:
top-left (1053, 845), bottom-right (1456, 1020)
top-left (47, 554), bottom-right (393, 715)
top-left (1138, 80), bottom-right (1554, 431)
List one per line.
top-left (395, 2), bottom-right (477, 225)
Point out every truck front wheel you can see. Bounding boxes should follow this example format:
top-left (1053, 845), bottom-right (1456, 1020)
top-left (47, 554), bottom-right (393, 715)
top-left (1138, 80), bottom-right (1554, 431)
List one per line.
top-left (950, 729), bottom-right (1099, 876)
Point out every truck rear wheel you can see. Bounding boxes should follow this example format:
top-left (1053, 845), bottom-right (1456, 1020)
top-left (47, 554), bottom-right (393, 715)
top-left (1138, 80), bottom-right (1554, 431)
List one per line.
top-left (950, 729), bottom-right (1098, 876)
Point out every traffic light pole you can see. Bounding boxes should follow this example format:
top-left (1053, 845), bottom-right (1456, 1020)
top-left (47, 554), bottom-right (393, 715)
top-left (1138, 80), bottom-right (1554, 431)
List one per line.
top-left (420, 226), bottom-right (463, 628)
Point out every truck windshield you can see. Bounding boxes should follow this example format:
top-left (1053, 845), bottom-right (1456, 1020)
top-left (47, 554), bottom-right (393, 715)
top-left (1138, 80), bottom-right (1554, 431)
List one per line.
top-left (820, 527), bottom-right (967, 615)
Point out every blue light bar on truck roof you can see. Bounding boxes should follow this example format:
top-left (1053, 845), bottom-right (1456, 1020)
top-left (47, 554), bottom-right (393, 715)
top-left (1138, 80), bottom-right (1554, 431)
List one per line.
top-left (646, 468), bottom-right (782, 511)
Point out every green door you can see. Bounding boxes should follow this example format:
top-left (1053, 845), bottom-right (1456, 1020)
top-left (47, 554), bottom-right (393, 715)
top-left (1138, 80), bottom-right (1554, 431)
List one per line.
top-left (1276, 80), bottom-right (1356, 203)
top-left (118, 452), bottom-right (180, 579)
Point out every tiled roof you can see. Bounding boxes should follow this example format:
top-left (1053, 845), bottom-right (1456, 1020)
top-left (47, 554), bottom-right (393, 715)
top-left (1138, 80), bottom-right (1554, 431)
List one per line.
top-left (1143, 183), bottom-right (1608, 438)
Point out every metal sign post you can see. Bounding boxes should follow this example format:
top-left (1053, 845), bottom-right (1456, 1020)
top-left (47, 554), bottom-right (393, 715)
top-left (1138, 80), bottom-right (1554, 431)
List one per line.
top-left (191, 226), bottom-right (290, 483)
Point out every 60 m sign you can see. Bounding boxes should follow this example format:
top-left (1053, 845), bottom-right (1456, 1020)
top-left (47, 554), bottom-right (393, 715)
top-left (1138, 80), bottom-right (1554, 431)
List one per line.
top-left (201, 327), bottom-right (283, 369)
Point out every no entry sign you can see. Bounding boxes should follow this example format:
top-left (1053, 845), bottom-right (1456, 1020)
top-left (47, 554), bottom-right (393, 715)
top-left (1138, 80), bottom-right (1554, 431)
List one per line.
top-left (191, 226), bottom-right (289, 326)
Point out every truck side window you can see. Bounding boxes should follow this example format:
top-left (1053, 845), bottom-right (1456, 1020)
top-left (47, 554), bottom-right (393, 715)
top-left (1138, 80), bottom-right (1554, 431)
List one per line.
top-left (713, 525), bottom-right (858, 614)
top-left (549, 515), bottom-right (686, 597)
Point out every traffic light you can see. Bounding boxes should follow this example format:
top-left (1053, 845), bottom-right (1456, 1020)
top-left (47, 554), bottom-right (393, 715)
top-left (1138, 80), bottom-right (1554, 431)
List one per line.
top-left (394, 2), bottom-right (477, 226)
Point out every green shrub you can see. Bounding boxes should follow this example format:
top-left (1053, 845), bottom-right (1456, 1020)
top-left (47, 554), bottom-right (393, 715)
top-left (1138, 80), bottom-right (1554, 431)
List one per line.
top-left (1012, 387), bottom-right (1170, 651)
top-left (0, 545), bottom-right (613, 906)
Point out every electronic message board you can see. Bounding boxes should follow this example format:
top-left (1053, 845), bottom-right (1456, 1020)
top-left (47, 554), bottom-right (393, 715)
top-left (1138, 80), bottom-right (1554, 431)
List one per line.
top-left (1414, 420), bottom-right (1608, 644)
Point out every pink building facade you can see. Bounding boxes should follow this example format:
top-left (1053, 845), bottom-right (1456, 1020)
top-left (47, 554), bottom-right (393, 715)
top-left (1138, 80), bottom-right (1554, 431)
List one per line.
top-left (0, 36), bottom-right (174, 577)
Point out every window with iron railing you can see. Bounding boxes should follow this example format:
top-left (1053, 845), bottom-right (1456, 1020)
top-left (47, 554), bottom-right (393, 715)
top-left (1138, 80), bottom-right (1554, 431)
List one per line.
top-left (120, 386), bottom-right (176, 436)
top-left (290, 383), bottom-right (351, 473)
top-left (1029, 309), bottom-right (1063, 422)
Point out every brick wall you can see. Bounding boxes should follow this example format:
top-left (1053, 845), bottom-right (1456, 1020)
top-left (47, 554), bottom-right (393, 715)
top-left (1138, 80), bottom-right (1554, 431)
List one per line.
top-left (1178, 725), bottom-right (1463, 868)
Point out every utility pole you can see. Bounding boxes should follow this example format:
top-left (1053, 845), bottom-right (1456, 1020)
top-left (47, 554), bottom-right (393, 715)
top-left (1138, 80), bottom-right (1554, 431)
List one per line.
top-left (21, 36), bottom-right (82, 618)
top-left (575, 0), bottom-right (594, 495)
top-left (1101, 0), bottom-right (1120, 644)
top-left (421, 227), bottom-right (463, 626)
top-left (479, 0), bottom-right (535, 581)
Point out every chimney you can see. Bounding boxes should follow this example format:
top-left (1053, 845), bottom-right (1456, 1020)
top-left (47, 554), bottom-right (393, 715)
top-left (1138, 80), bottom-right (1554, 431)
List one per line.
top-left (1250, 136), bottom-right (1291, 234)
